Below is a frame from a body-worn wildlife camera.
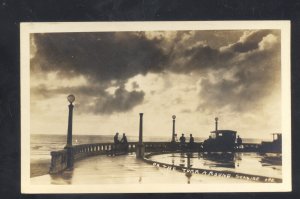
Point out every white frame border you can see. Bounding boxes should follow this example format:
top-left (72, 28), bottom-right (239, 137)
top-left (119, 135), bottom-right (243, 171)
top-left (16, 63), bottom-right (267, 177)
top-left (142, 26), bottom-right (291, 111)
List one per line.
top-left (20, 21), bottom-right (291, 193)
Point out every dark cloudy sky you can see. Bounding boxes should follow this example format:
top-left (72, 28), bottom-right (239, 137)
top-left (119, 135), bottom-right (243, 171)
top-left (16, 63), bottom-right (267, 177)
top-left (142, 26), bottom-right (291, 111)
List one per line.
top-left (30, 30), bottom-right (281, 139)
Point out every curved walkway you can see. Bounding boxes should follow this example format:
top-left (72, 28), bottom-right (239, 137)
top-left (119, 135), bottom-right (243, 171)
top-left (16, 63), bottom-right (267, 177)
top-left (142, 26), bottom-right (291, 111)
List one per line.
top-left (31, 153), bottom-right (251, 185)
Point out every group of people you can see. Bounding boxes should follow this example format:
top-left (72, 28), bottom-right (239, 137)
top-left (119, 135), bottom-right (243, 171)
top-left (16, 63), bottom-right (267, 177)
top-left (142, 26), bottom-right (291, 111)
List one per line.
top-left (178, 133), bottom-right (194, 144)
top-left (177, 133), bottom-right (195, 149)
top-left (114, 132), bottom-right (128, 144)
top-left (113, 132), bottom-right (128, 153)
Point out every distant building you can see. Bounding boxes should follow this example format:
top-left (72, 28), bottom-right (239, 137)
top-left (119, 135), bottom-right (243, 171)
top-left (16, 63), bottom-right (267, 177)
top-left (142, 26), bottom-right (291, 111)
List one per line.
top-left (260, 133), bottom-right (282, 153)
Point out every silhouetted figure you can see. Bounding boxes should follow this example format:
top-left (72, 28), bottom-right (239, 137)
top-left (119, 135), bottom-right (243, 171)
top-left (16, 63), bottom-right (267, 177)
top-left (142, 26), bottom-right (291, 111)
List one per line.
top-left (114, 132), bottom-right (120, 144)
top-left (112, 132), bottom-right (120, 155)
top-left (180, 134), bottom-right (186, 144)
top-left (189, 134), bottom-right (194, 150)
top-left (237, 135), bottom-right (243, 146)
top-left (189, 134), bottom-right (194, 144)
top-left (121, 133), bottom-right (128, 152)
top-left (121, 133), bottom-right (128, 144)
top-left (179, 133), bottom-right (186, 150)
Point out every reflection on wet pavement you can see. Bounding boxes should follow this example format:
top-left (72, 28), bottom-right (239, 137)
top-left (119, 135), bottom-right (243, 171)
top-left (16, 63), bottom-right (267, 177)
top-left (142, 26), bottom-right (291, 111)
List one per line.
top-left (149, 152), bottom-right (282, 179)
top-left (31, 153), bottom-right (263, 184)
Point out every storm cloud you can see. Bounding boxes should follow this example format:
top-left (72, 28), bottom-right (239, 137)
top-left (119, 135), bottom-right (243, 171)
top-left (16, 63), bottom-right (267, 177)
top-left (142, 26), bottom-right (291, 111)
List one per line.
top-left (31, 83), bottom-right (145, 114)
top-left (31, 30), bottom-right (281, 114)
top-left (31, 32), bottom-right (167, 82)
top-left (195, 31), bottom-right (281, 112)
top-left (31, 32), bottom-right (166, 114)
top-left (85, 84), bottom-right (145, 114)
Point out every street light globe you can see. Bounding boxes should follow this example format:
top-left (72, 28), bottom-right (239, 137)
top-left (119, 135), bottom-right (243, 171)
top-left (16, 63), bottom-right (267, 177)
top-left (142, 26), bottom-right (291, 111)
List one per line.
top-left (215, 117), bottom-right (218, 121)
top-left (172, 115), bottom-right (176, 119)
top-left (67, 94), bottom-right (75, 103)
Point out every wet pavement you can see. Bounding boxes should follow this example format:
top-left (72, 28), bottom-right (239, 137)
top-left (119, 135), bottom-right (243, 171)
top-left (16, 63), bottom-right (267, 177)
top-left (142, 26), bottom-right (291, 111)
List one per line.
top-left (31, 153), bottom-right (260, 184)
top-left (149, 152), bottom-right (282, 179)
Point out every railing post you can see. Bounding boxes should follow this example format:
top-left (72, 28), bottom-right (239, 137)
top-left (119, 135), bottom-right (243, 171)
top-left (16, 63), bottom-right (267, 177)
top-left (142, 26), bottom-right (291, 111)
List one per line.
top-left (136, 113), bottom-right (145, 158)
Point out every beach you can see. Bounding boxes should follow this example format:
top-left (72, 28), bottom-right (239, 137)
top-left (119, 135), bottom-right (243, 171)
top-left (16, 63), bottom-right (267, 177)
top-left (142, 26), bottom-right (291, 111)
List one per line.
top-left (31, 159), bottom-right (50, 178)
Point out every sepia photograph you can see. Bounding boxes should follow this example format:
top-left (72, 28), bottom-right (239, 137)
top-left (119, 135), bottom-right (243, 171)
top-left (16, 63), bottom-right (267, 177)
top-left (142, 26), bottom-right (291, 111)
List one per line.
top-left (20, 21), bottom-right (291, 193)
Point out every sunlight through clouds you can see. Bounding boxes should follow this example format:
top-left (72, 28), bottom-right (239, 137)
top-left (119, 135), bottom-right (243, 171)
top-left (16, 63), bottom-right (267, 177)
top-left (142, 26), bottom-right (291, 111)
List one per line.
top-left (30, 30), bottom-right (281, 139)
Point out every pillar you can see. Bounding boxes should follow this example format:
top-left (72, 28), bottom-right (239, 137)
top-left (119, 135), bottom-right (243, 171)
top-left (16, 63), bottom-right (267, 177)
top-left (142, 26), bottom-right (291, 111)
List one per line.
top-left (136, 113), bottom-right (145, 158)
top-left (172, 115), bottom-right (176, 142)
top-left (139, 113), bottom-right (143, 144)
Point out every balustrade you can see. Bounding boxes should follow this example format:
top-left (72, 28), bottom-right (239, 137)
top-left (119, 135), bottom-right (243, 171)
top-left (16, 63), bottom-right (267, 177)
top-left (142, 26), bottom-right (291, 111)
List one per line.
top-left (49, 141), bottom-right (262, 174)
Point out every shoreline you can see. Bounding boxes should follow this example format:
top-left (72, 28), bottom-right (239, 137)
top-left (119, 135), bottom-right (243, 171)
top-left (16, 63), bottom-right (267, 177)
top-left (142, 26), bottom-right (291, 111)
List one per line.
top-left (30, 159), bottom-right (50, 178)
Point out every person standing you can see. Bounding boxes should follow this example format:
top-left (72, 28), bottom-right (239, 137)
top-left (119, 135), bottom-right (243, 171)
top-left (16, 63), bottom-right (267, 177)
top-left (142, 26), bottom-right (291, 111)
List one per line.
top-left (109, 132), bottom-right (120, 155)
top-left (120, 133), bottom-right (128, 144)
top-left (114, 132), bottom-right (120, 144)
top-left (189, 134), bottom-right (194, 143)
top-left (180, 133), bottom-right (186, 144)
top-left (121, 133), bottom-right (128, 152)
top-left (189, 134), bottom-right (194, 150)
top-left (179, 133), bottom-right (186, 150)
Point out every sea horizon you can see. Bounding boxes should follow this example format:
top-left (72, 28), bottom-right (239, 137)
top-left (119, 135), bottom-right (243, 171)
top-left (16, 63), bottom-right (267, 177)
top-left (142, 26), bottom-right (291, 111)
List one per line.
top-left (30, 133), bottom-right (271, 142)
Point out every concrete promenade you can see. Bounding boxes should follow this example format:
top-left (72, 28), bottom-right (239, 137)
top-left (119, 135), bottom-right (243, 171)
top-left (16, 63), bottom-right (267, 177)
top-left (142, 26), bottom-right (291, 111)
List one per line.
top-left (32, 153), bottom-right (247, 185)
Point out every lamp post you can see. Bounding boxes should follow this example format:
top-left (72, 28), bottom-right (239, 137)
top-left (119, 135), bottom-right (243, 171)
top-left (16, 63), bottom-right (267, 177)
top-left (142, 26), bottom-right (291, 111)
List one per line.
top-left (66, 94), bottom-right (75, 148)
top-left (172, 115), bottom-right (176, 142)
top-left (65, 94), bottom-right (75, 169)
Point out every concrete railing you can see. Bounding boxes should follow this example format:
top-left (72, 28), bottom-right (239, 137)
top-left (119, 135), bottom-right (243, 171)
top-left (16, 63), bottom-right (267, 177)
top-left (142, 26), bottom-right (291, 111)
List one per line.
top-left (49, 141), bottom-right (261, 174)
top-left (49, 142), bottom-right (201, 174)
top-left (49, 142), bottom-right (139, 174)
top-left (72, 142), bottom-right (144, 158)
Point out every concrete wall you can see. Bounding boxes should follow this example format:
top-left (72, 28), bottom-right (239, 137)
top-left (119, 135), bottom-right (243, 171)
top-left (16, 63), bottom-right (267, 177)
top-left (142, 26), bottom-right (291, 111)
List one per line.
top-left (49, 149), bottom-right (68, 174)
